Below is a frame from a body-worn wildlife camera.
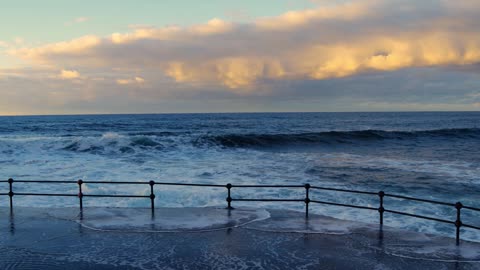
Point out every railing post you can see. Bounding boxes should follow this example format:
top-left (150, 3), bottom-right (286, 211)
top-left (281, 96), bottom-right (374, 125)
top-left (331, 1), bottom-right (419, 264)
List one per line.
top-left (304, 184), bottom-right (310, 218)
top-left (226, 183), bottom-right (233, 209)
top-left (8, 178), bottom-right (14, 212)
top-left (77, 179), bottom-right (83, 211)
top-left (149, 180), bottom-right (155, 215)
top-left (455, 202), bottom-right (463, 246)
top-left (378, 191), bottom-right (385, 225)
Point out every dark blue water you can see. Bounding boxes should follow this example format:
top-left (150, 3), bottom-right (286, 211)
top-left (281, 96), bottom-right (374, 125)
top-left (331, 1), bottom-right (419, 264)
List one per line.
top-left (0, 112), bottom-right (479, 240)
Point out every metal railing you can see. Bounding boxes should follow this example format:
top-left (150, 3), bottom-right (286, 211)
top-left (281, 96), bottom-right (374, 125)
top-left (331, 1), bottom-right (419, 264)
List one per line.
top-left (1, 178), bottom-right (479, 245)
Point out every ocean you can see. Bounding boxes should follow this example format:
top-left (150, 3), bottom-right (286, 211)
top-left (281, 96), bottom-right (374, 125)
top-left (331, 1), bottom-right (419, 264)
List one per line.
top-left (0, 112), bottom-right (479, 241)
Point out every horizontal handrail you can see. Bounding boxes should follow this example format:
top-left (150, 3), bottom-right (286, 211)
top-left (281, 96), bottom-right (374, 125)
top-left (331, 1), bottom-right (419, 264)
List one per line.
top-left (13, 180), bottom-right (77, 184)
top-left (2, 178), bottom-right (479, 246)
top-left (2, 179), bottom-right (479, 212)
top-left (464, 224), bottom-right (480, 230)
top-left (464, 205), bottom-right (480, 212)
top-left (311, 186), bottom-right (378, 195)
top-left (82, 181), bottom-right (151, 185)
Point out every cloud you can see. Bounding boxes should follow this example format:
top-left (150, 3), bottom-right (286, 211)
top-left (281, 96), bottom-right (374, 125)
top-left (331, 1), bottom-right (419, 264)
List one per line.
top-left (116, 76), bottom-right (145, 85)
top-left (1, 66), bottom-right (480, 115)
top-left (59, 69), bottom-right (80, 79)
top-left (75, 17), bottom-right (89, 23)
top-left (255, 0), bottom-right (370, 30)
top-left (7, 0), bottom-right (480, 93)
top-left (64, 17), bottom-right (90, 26)
top-left (12, 35), bottom-right (101, 64)
top-left (14, 37), bottom-right (25, 46)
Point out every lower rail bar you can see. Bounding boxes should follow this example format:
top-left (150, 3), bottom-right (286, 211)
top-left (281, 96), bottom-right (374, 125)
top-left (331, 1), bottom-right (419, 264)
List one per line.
top-left (14, 193), bottom-right (77, 197)
top-left (154, 182), bottom-right (224, 187)
top-left (310, 200), bottom-right (377, 211)
top-left (311, 186), bottom-right (377, 195)
top-left (231, 184), bottom-right (304, 188)
top-left (83, 194), bottom-right (150, 198)
top-left (84, 181), bottom-right (150, 185)
top-left (385, 193), bottom-right (455, 207)
top-left (233, 198), bottom-right (304, 202)
top-left (384, 209), bottom-right (453, 224)
top-left (463, 224), bottom-right (480, 230)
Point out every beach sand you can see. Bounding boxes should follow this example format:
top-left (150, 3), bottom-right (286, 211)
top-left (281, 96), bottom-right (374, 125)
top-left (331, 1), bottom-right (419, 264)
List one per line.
top-left (0, 207), bottom-right (479, 269)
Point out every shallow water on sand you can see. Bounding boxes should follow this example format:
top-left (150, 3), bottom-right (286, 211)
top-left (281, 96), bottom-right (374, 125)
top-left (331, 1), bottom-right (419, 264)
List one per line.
top-left (1, 207), bottom-right (479, 269)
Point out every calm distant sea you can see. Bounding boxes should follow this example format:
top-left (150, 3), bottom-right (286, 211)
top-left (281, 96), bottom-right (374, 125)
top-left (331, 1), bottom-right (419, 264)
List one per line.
top-left (0, 112), bottom-right (479, 240)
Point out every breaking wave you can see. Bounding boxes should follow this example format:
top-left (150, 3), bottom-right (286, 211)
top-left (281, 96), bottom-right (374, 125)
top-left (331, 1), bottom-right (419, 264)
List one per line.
top-left (1, 128), bottom-right (479, 155)
top-left (199, 128), bottom-right (480, 148)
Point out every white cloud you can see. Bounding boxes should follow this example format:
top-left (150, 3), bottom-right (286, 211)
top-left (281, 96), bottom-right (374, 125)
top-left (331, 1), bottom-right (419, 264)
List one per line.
top-left (75, 17), bottom-right (89, 23)
top-left (64, 17), bottom-right (90, 26)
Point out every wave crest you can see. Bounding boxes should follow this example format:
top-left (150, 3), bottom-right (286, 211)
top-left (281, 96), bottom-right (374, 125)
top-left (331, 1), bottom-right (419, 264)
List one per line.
top-left (198, 128), bottom-right (480, 148)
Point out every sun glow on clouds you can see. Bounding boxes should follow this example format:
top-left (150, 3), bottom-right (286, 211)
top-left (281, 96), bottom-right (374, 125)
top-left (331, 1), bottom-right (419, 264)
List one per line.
top-left (116, 76), bottom-right (145, 85)
top-left (12, 35), bottom-right (101, 63)
top-left (59, 69), bottom-right (80, 79)
top-left (255, 0), bottom-right (370, 30)
top-left (5, 0), bottom-right (480, 93)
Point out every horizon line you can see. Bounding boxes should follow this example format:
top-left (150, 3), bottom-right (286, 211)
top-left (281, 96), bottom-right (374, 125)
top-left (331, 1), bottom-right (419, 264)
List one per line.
top-left (1, 110), bottom-right (479, 117)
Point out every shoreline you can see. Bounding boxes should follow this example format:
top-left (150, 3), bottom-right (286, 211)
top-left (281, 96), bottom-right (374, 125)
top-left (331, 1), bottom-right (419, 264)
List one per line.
top-left (1, 206), bottom-right (479, 269)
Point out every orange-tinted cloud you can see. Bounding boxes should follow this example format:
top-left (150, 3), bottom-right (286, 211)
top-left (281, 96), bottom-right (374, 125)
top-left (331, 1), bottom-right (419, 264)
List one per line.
top-left (116, 76), bottom-right (145, 85)
top-left (59, 69), bottom-right (80, 79)
top-left (8, 0), bottom-right (480, 91)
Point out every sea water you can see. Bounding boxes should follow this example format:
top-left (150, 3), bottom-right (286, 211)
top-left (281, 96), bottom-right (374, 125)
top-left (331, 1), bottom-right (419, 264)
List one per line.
top-left (0, 112), bottom-right (479, 241)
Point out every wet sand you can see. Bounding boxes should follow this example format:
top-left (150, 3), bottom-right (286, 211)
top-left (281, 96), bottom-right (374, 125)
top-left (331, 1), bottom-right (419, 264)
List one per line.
top-left (0, 207), bottom-right (479, 269)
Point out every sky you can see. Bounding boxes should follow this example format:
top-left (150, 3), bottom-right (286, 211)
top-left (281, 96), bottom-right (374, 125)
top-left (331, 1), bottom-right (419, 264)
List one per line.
top-left (1, 0), bottom-right (480, 115)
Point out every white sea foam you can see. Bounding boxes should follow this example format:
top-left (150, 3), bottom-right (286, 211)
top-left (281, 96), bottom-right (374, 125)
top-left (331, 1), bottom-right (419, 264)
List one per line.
top-left (49, 207), bottom-right (271, 232)
top-left (0, 131), bottom-right (479, 242)
top-left (382, 238), bottom-right (480, 262)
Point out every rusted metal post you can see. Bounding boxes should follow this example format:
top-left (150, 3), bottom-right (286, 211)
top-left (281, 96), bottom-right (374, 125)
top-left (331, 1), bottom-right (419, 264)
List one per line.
top-left (455, 202), bottom-right (463, 246)
top-left (226, 183), bottom-right (233, 209)
top-left (378, 191), bottom-right (385, 225)
top-left (8, 178), bottom-right (14, 212)
top-left (149, 180), bottom-right (155, 215)
top-left (77, 179), bottom-right (83, 210)
top-left (304, 184), bottom-right (310, 218)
